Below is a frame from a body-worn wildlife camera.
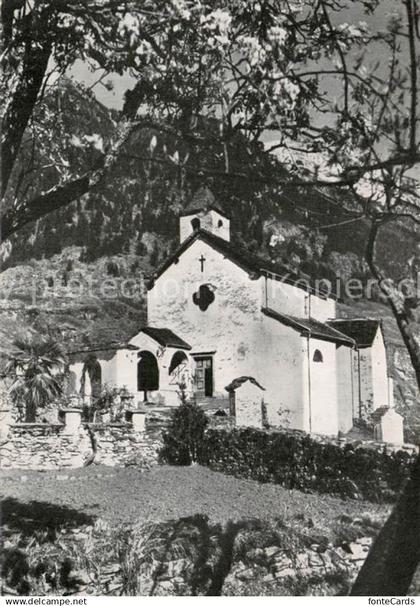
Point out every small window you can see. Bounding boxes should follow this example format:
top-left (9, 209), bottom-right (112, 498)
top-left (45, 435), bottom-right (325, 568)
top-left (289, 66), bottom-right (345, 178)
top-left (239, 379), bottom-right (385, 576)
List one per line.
top-left (191, 218), bottom-right (201, 230)
top-left (192, 284), bottom-right (215, 311)
top-left (218, 219), bottom-right (223, 227)
top-left (313, 349), bottom-right (323, 363)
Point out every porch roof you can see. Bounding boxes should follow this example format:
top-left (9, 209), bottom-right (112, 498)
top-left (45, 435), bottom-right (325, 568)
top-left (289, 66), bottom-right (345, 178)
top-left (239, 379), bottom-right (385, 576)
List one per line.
top-left (141, 327), bottom-right (192, 350)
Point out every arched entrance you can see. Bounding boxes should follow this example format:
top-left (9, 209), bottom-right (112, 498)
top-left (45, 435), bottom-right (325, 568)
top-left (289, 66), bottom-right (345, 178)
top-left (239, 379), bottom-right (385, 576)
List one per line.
top-left (137, 350), bottom-right (159, 401)
top-left (168, 350), bottom-right (190, 395)
top-left (81, 355), bottom-right (102, 400)
top-left (169, 350), bottom-right (188, 377)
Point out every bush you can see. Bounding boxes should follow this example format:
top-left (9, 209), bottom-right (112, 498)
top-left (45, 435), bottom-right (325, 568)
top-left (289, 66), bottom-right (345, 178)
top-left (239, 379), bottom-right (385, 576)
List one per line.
top-left (197, 427), bottom-right (417, 502)
top-left (160, 402), bottom-right (208, 465)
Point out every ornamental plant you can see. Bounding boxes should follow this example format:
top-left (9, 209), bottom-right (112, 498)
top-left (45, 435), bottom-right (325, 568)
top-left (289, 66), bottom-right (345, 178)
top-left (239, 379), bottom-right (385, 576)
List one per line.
top-left (161, 401), bottom-right (208, 466)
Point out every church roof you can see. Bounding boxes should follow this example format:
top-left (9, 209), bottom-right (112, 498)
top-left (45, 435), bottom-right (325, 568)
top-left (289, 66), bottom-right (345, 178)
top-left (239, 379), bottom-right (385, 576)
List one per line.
top-left (180, 186), bottom-right (230, 218)
top-left (141, 327), bottom-right (192, 350)
top-left (326, 319), bottom-right (380, 348)
top-left (150, 228), bottom-right (335, 298)
top-left (262, 307), bottom-right (355, 346)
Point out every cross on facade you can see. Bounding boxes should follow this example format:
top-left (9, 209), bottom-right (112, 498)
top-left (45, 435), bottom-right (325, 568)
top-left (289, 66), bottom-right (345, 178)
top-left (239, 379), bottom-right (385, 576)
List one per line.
top-left (199, 254), bottom-right (206, 272)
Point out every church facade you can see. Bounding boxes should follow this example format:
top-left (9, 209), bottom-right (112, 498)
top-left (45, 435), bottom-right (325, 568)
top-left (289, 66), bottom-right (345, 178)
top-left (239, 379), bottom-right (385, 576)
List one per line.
top-left (69, 188), bottom-right (402, 440)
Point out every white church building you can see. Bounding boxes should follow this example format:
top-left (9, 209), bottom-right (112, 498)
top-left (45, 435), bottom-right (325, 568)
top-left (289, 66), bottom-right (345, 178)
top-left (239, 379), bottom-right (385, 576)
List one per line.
top-left (69, 187), bottom-right (403, 441)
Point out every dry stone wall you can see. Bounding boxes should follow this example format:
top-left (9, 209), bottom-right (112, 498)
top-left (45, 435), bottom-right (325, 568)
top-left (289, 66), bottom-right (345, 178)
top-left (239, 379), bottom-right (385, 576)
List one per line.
top-left (0, 424), bottom-right (91, 470)
top-left (0, 410), bottom-right (164, 471)
top-left (91, 424), bottom-right (163, 468)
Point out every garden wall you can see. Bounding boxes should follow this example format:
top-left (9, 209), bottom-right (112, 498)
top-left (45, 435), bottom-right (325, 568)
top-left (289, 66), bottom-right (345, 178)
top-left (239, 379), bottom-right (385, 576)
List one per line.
top-left (0, 410), bottom-right (164, 470)
top-left (198, 427), bottom-right (418, 502)
top-left (0, 423), bottom-right (91, 470)
top-left (89, 424), bottom-right (163, 468)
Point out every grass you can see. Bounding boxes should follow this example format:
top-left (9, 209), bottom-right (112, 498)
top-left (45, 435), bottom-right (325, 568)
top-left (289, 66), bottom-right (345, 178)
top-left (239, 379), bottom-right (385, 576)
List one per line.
top-left (0, 464), bottom-right (388, 532)
top-left (4, 464), bottom-right (417, 596)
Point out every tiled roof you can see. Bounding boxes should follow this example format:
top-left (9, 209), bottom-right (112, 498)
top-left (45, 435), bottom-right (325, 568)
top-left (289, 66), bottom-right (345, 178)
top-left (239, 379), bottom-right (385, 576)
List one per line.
top-left (225, 376), bottom-right (265, 392)
top-left (180, 186), bottom-right (229, 218)
top-left (150, 228), bottom-right (335, 298)
top-left (141, 327), bottom-right (191, 350)
top-left (326, 319), bottom-right (380, 348)
top-left (262, 307), bottom-right (355, 346)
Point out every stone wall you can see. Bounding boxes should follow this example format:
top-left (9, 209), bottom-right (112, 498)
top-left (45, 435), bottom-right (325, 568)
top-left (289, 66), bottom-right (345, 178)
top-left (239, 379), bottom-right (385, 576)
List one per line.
top-left (0, 410), bottom-right (164, 471)
top-left (91, 424), bottom-right (163, 467)
top-left (0, 423), bottom-right (91, 470)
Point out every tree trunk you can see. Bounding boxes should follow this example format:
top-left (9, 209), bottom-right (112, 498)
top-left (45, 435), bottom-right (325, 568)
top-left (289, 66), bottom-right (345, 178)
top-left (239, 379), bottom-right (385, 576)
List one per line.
top-left (350, 457), bottom-right (420, 595)
top-left (350, 221), bottom-right (420, 595)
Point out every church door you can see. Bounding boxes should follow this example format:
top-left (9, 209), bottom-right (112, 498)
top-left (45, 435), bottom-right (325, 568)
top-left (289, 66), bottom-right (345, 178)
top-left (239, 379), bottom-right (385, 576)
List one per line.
top-left (195, 357), bottom-right (213, 397)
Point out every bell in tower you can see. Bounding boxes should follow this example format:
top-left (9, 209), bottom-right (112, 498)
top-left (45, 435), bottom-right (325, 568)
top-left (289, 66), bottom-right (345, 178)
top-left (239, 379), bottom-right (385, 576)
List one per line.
top-left (179, 186), bottom-right (231, 243)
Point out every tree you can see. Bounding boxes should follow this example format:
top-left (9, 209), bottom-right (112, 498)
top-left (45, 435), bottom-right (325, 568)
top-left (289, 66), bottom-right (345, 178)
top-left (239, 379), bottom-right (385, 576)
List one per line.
top-left (1, 0), bottom-right (341, 241)
top-left (2, 0), bottom-right (420, 592)
top-left (6, 334), bottom-right (67, 422)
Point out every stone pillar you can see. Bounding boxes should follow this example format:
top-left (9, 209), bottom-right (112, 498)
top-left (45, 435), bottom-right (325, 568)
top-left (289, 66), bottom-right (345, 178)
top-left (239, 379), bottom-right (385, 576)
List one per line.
top-left (225, 378), bottom-right (265, 429)
top-left (0, 408), bottom-right (11, 441)
top-left (84, 372), bottom-right (92, 405)
top-left (387, 377), bottom-right (394, 407)
top-left (375, 408), bottom-right (404, 445)
top-left (61, 408), bottom-right (82, 435)
top-left (131, 411), bottom-right (146, 432)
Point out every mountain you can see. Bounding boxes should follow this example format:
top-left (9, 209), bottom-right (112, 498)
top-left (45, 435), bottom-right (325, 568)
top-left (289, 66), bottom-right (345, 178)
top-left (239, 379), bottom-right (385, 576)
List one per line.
top-left (1, 78), bottom-right (419, 440)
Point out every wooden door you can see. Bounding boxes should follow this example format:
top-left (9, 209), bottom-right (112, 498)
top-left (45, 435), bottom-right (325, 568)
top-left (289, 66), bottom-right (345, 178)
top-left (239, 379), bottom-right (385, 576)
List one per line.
top-left (195, 357), bottom-right (213, 397)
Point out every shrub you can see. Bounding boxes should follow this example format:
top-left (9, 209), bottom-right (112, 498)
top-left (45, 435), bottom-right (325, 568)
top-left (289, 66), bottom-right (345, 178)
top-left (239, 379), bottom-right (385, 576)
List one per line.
top-left (197, 427), bottom-right (416, 502)
top-left (160, 402), bottom-right (208, 465)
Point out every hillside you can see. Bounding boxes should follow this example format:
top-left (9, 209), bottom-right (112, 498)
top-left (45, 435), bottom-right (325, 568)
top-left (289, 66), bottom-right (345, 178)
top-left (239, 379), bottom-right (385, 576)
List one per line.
top-left (1, 78), bottom-right (419, 440)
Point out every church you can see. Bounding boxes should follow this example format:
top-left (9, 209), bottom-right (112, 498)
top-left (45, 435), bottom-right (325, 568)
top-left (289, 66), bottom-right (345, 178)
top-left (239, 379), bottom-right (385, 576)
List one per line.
top-left (69, 187), bottom-right (403, 441)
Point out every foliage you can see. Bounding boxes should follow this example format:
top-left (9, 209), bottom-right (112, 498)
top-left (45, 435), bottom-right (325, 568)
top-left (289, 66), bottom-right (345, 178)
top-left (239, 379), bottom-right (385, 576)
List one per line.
top-left (1, 0), bottom-right (319, 240)
top-left (5, 334), bottom-right (67, 422)
top-left (93, 384), bottom-right (130, 422)
top-left (3, 0), bottom-right (401, 245)
top-left (161, 402), bottom-right (208, 465)
top-left (198, 427), bottom-right (417, 503)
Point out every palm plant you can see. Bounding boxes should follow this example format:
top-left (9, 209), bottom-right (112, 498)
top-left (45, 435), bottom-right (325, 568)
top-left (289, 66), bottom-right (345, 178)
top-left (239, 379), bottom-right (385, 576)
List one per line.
top-left (6, 334), bottom-right (67, 422)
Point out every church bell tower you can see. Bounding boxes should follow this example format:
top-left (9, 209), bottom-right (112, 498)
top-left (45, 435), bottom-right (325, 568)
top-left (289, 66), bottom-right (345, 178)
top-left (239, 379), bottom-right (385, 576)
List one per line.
top-left (179, 186), bottom-right (230, 243)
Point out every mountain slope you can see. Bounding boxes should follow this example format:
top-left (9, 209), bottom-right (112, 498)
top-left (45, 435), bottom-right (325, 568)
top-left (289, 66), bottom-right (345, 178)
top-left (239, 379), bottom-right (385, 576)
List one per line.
top-left (1, 78), bottom-right (419, 440)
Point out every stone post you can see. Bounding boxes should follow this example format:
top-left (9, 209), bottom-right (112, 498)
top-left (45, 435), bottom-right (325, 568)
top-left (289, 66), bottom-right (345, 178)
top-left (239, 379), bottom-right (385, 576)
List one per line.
top-left (0, 408), bottom-right (11, 441)
top-left (225, 377), bottom-right (266, 429)
top-left (373, 408), bottom-right (404, 445)
top-left (131, 411), bottom-right (146, 432)
top-left (61, 408), bottom-right (82, 435)
top-left (387, 377), bottom-right (395, 407)
top-left (380, 409), bottom-right (404, 445)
